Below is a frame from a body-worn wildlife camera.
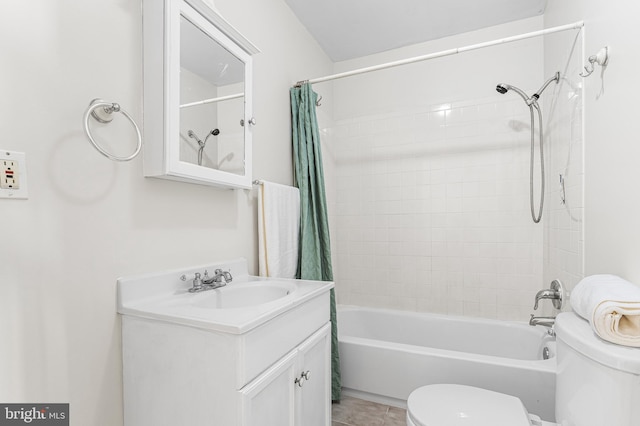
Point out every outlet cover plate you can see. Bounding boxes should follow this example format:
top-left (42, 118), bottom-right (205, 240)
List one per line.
top-left (0, 150), bottom-right (28, 199)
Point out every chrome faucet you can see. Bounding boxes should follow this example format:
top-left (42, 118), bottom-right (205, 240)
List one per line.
top-left (202, 269), bottom-right (232, 286)
top-left (529, 314), bottom-right (556, 336)
top-left (181, 269), bottom-right (233, 293)
top-left (533, 279), bottom-right (563, 310)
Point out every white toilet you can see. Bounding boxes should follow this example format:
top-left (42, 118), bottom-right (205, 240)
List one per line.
top-left (406, 312), bottom-right (640, 426)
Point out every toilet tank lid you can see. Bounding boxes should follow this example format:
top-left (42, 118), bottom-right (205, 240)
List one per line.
top-left (407, 384), bottom-right (531, 426)
top-left (555, 312), bottom-right (640, 374)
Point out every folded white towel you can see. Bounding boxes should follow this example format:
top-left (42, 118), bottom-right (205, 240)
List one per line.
top-left (571, 274), bottom-right (640, 347)
top-left (257, 181), bottom-right (300, 279)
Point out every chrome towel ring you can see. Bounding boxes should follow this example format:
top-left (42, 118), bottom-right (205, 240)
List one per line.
top-left (83, 98), bottom-right (142, 162)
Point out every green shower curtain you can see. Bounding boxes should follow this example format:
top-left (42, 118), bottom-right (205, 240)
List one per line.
top-left (290, 82), bottom-right (341, 402)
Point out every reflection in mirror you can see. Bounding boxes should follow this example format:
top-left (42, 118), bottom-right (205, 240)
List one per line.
top-left (179, 15), bottom-right (245, 175)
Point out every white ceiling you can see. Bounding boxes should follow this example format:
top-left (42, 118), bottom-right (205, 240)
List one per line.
top-left (284, 0), bottom-right (547, 61)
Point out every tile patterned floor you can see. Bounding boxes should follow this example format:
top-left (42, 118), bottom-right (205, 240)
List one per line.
top-left (332, 396), bottom-right (406, 426)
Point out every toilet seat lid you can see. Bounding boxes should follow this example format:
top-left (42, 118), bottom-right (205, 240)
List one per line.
top-left (407, 384), bottom-right (532, 426)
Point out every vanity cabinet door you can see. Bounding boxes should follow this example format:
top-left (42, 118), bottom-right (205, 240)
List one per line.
top-left (239, 350), bottom-right (297, 426)
top-left (239, 323), bottom-right (331, 426)
top-left (295, 324), bottom-right (331, 426)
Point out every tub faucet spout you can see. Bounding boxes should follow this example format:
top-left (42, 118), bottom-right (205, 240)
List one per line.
top-left (529, 314), bottom-right (556, 336)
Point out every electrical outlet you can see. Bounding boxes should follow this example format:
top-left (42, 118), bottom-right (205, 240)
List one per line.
top-left (1, 159), bottom-right (19, 189)
top-left (0, 150), bottom-right (28, 199)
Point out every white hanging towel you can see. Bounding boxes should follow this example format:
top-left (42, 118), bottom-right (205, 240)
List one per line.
top-left (571, 274), bottom-right (640, 347)
top-left (257, 181), bottom-right (300, 278)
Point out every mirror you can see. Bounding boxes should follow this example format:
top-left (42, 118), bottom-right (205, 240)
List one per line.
top-left (143, 0), bottom-right (259, 189)
top-left (179, 15), bottom-right (245, 174)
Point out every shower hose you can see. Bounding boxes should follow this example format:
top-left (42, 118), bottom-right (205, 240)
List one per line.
top-left (529, 103), bottom-right (545, 223)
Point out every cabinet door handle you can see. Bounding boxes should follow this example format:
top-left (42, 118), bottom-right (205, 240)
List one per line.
top-left (294, 370), bottom-right (311, 387)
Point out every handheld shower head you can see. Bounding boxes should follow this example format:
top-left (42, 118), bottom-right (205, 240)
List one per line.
top-left (492, 72), bottom-right (560, 224)
top-left (203, 129), bottom-right (220, 146)
top-left (496, 83), bottom-right (531, 104)
top-left (496, 72), bottom-right (560, 105)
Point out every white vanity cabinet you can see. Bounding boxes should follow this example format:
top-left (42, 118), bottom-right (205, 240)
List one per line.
top-left (118, 260), bottom-right (333, 426)
top-left (240, 324), bottom-right (331, 426)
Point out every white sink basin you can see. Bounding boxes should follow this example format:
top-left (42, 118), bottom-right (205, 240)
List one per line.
top-left (190, 282), bottom-right (294, 309)
top-left (117, 258), bottom-right (333, 334)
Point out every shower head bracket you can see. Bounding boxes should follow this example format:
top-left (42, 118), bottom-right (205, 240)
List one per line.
top-left (580, 46), bottom-right (609, 77)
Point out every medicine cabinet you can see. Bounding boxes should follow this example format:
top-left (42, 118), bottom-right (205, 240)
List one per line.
top-left (143, 0), bottom-right (259, 189)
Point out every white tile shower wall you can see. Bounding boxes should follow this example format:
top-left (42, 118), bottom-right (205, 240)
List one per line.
top-left (316, 93), bottom-right (340, 281)
top-left (329, 94), bottom-right (546, 320)
top-left (321, 18), bottom-right (586, 321)
top-left (317, 17), bottom-right (553, 321)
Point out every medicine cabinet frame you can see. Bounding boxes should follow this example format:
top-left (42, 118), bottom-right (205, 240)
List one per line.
top-left (143, 0), bottom-right (260, 189)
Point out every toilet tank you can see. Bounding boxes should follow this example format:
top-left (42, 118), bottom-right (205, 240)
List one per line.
top-left (554, 312), bottom-right (640, 426)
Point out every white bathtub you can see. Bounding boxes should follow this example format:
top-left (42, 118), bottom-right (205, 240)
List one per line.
top-left (338, 305), bottom-right (557, 421)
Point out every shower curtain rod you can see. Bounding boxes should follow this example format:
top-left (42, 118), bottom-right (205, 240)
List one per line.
top-left (180, 92), bottom-right (244, 109)
top-left (295, 21), bottom-right (584, 86)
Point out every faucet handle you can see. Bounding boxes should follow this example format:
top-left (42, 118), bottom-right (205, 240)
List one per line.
top-left (193, 272), bottom-right (202, 287)
top-left (533, 280), bottom-right (564, 310)
top-left (180, 272), bottom-right (205, 292)
top-left (534, 290), bottom-right (556, 310)
top-left (185, 272), bottom-right (203, 292)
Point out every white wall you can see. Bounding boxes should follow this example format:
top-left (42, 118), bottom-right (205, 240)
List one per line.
top-left (544, 3), bottom-right (640, 285)
top-left (0, 0), bottom-right (331, 424)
